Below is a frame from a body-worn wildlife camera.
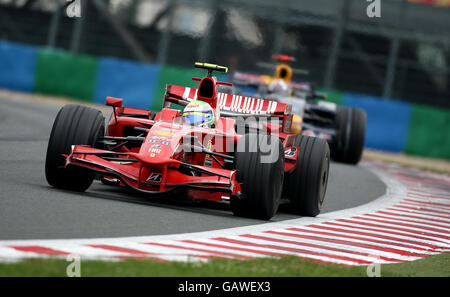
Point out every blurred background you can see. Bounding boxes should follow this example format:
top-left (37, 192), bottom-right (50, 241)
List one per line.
top-left (0, 0), bottom-right (449, 158)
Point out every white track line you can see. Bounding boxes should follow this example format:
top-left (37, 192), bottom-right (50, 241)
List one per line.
top-left (378, 209), bottom-right (450, 224)
top-left (313, 222), bottom-right (448, 250)
top-left (234, 232), bottom-right (423, 262)
top-left (263, 228), bottom-right (438, 255)
top-left (364, 212), bottom-right (450, 230)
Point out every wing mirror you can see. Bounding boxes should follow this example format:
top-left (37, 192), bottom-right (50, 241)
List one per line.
top-left (106, 96), bottom-right (123, 107)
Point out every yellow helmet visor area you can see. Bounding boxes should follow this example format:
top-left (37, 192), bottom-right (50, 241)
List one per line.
top-left (275, 63), bottom-right (293, 83)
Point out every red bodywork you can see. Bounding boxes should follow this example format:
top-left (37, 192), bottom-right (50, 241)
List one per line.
top-left (65, 75), bottom-right (300, 202)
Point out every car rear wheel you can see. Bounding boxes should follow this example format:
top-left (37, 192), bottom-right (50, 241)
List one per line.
top-left (287, 135), bottom-right (330, 216)
top-left (333, 106), bottom-right (366, 164)
top-left (230, 134), bottom-right (284, 220)
top-left (45, 104), bottom-right (105, 192)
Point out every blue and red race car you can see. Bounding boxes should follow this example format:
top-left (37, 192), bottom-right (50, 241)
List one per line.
top-left (229, 55), bottom-right (367, 165)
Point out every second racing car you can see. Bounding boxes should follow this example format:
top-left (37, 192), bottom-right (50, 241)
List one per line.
top-left (229, 55), bottom-right (367, 165)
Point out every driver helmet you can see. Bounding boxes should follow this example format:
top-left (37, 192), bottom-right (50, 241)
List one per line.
top-left (268, 79), bottom-right (289, 95)
top-left (182, 100), bottom-right (215, 128)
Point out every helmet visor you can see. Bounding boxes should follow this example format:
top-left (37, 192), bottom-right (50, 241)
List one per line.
top-left (183, 112), bottom-right (207, 125)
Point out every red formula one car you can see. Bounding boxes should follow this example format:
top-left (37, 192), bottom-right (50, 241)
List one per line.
top-left (45, 63), bottom-right (330, 220)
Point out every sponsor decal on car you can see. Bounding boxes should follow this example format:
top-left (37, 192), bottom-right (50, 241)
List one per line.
top-left (149, 148), bottom-right (162, 154)
top-left (284, 146), bottom-right (297, 157)
top-left (155, 130), bottom-right (175, 137)
top-left (146, 173), bottom-right (162, 183)
top-left (149, 135), bottom-right (170, 141)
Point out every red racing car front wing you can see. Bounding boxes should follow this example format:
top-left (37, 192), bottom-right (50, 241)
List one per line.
top-left (65, 145), bottom-right (241, 201)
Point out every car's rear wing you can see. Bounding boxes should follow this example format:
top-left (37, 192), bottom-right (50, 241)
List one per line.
top-left (232, 71), bottom-right (312, 92)
top-left (164, 84), bottom-right (289, 117)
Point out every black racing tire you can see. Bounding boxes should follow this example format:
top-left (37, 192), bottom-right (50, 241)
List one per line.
top-left (332, 106), bottom-right (366, 165)
top-left (230, 134), bottom-right (284, 220)
top-left (287, 135), bottom-right (330, 216)
top-left (45, 104), bottom-right (105, 192)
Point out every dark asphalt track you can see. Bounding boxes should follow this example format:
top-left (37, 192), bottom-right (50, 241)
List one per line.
top-left (0, 95), bottom-right (385, 240)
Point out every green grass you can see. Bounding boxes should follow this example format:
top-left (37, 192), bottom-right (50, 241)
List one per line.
top-left (1, 252), bottom-right (449, 277)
